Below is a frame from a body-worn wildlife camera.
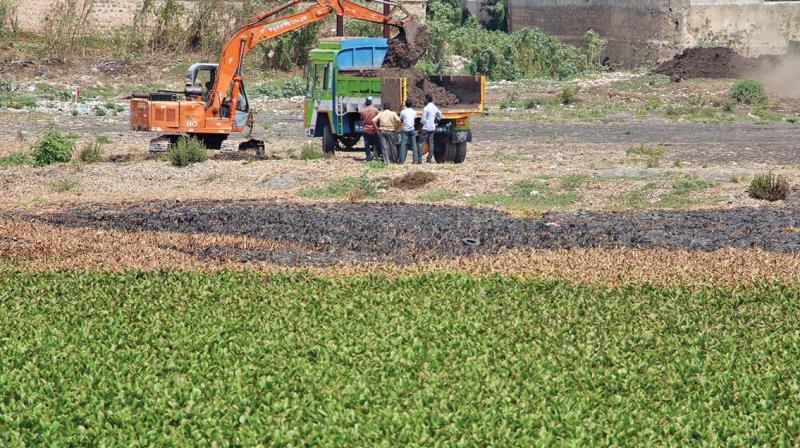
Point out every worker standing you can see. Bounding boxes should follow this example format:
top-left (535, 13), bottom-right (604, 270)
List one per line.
top-left (419, 94), bottom-right (442, 163)
top-left (359, 96), bottom-right (380, 162)
top-left (398, 99), bottom-right (419, 164)
top-left (372, 102), bottom-right (401, 164)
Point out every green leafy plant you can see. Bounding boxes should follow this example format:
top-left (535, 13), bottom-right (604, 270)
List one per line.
top-left (0, 151), bottom-right (34, 167)
top-left (748, 171), bottom-right (789, 201)
top-left (731, 79), bottom-right (767, 105)
top-left (78, 141), bottom-right (102, 163)
top-left (168, 136), bottom-right (207, 167)
top-left (32, 127), bottom-right (75, 166)
top-left (419, 189), bottom-right (458, 202)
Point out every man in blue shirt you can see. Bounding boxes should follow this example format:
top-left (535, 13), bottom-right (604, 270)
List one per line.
top-left (398, 99), bottom-right (419, 164)
top-left (418, 94), bottom-right (442, 163)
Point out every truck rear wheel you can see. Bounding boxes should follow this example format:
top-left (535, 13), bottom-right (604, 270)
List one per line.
top-left (453, 142), bottom-right (467, 164)
top-left (322, 125), bottom-right (336, 154)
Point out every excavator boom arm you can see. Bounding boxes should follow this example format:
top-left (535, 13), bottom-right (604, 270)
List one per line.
top-left (208, 0), bottom-right (412, 116)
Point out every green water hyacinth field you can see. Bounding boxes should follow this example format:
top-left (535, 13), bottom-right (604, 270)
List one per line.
top-left (1, 270), bottom-right (800, 446)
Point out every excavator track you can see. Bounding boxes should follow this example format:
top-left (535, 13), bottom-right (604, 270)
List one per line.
top-left (220, 138), bottom-right (266, 155)
top-left (148, 135), bottom-right (176, 153)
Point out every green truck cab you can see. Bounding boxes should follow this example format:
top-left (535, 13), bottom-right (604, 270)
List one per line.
top-left (304, 37), bottom-right (484, 163)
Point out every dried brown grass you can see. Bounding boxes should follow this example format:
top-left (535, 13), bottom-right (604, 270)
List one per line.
top-left (2, 216), bottom-right (798, 287)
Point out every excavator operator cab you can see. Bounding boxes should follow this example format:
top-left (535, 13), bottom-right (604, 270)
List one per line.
top-left (186, 62), bottom-right (250, 126)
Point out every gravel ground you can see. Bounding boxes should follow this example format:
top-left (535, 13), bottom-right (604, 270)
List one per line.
top-left (23, 200), bottom-right (800, 265)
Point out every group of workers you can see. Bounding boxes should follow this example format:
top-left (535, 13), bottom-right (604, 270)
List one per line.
top-left (359, 94), bottom-right (442, 164)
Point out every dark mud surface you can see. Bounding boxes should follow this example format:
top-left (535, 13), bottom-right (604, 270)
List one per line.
top-left (23, 201), bottom-right (800, 265)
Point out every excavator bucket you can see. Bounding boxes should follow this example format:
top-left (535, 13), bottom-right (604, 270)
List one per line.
top-left (400, 18), bottom-right (422, 45)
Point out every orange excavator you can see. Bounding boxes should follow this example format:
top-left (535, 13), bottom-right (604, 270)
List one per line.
top-left (130, 0), bottom-right (423, 153)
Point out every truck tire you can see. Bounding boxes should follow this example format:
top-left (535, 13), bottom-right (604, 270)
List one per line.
top-left (453, 142), bottom-right (467, 164)
top-left (322, 124), bottom-right (336, 154)
top-left (433, 134), bottom-right (450, 163)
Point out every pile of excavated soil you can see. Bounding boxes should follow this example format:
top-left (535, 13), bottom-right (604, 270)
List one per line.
top-left (383, 25), bottom-right (432, 69)
top-left (391, 171), bottom-right (436, 190)
top-left (362, 68), bottom-right (460, 107)
top-left (28, 201), bottom-right (800, 266)
top-left (655, 47), bottom-right (754, 80)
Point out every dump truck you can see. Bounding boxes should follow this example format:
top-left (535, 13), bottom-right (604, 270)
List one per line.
top-left (304, 37), bottom-right (484, 163)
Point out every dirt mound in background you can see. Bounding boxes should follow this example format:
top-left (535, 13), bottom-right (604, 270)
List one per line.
top-left (383, 24), bottom-right (432, 69)
top-left (362, 68), bottom-right (460, 107)
top-left (392, 171), bottom-right (435, 190)
top-left (655, 47), bottom-right (754, 80)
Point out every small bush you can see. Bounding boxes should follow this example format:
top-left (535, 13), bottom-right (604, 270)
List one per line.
top-left (0, 151), bottom-right (34, 167)
top-left (94, 106), bottom-right (107, 116)
top-left (78, 141), bottom-right (102, 163)
top-left (33, 128), bottom-right (75, 166)
top-left (731, 79), bottom-right (767, 105)
top-left (748, 172), bottom-right (789, 201)
top-left (626, 144), bottom-right (664, 157)
top-left (299, 142), bottom-right (323, 160)
top-left (50, 178), bottom-right (79, 193)
top-left (168, 136), bottom-right (207, 166)
top-left (96, 135), bottom-right (112, 145)
top-left (558, 86), bottom-right (579, 105)
top-left (358, 169), bottom-right (382, 197)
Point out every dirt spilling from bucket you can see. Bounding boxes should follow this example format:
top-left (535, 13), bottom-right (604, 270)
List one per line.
top-left (383, 24), bottom-right (432, 69)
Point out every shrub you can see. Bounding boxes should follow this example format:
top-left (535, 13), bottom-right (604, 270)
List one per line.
top-left (49, 178), bottom-right (78, 192)
top-left (168, 136), bottom-right (207, 166)
top-left (32, 128), bottom-right (75, 166)
top-left (748, 171), bottom-right (789, 201)
top-left (731, 79), bottom-right (767, 105)
top-left (78, 141), bottom-right (102, 163)
top-left (558, 86), bottom-right (579, 105)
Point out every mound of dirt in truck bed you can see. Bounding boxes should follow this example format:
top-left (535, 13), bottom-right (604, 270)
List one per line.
top-left (362, 68), bottom-right (460, 107)
top-left (383, 24), bottom-right (432, 69)
top-left (654, 47), bottom-right (755, 80)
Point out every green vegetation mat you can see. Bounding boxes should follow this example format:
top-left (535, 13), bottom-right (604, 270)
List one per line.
top-left (2, 270), bottom-right (799, 445)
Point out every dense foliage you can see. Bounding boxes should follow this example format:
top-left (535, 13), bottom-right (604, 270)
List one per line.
top-left (2, 270), bottom-right (799, 445)
top-left (420, 0), bottom-right (606, 80)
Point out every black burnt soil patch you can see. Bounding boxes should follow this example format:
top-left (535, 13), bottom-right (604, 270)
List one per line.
top-left (34, 201), bottom-right (800, 265)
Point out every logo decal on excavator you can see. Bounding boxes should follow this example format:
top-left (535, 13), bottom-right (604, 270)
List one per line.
top-left (262, 16), bottom-right (308, 34)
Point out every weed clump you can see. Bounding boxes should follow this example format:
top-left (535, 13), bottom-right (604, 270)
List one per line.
top-left (33, 128), bottom-right (75, 166)
top-left (169, 136), bottom-right (207, 167)
top-left (731, 79), bottom-right (767, 105)
top-left (0, 151), bottom-right (34, 167)
top-left (626, 144), bottom-right (664, 157)
top-left (558, 86), bottom-right (579, 105)
top-left (78, 141), bottom-right (103, 164)
top-left (300, 142), bottom-right (323, 160)
top-left (748, 171), bottom-right (789, 201)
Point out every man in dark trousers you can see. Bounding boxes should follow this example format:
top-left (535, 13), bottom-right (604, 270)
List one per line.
top-left (359, 96), bottom-right (380, 161)
top-left (372, 102), bottom-right (401, 164)
top-left (419, 94), bottom-right (442, 163)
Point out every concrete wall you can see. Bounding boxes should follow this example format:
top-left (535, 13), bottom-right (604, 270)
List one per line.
top-left (10, 0), bottom-right (427, 33)
top-left (506, 0), bottom-right (800, 67)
